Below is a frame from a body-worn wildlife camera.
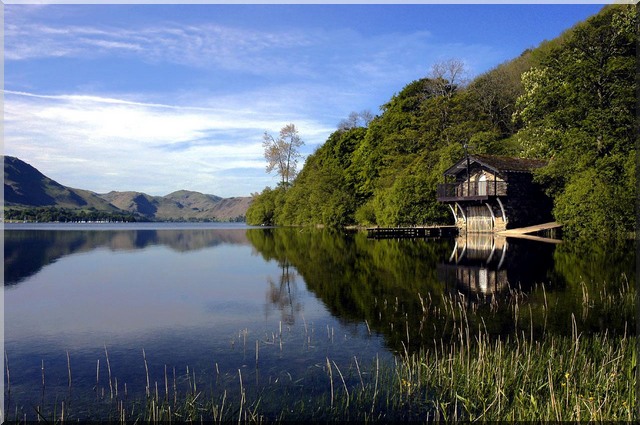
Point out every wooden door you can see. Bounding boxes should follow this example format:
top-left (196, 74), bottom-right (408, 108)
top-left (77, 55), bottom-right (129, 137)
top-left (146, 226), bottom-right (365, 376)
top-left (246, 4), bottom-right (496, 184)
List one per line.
top-left (466, 205), bottom-right (493, 232)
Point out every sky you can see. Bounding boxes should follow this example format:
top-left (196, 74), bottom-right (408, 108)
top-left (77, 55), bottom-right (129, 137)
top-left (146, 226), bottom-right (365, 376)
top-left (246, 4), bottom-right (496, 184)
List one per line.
top-left (3, 2), bottom-right (607, 198)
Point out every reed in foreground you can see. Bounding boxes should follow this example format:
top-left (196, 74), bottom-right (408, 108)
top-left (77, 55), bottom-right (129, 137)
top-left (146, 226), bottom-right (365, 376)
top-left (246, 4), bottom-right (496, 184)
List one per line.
top-left (5, 332), bottom-right (635, 423)
top-left (4, 277), bottom-right (636, 423)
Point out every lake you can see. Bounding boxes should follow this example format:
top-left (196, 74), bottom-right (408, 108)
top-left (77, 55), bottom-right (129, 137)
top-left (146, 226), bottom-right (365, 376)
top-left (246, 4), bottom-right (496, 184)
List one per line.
top-left (3, 223), bottom-right (635, 421)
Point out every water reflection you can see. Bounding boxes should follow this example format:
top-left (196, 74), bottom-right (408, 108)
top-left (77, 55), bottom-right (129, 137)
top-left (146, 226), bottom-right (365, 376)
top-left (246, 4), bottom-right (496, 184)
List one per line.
top-left (5, 225), bottom-right (393, 420)
top-left (5, 225), bottom-right (635, 349)
top-left (3, 224), bottom-right (634, 421)
top-left (437, 234), bottom-right (558, 296)
top-left (265, 260), bottom-right (302, 325)
top-left (440, 234), bottom-right (509, 295)
top-left (4, 227), bottom-right (251, 286)
top-left (246, 228), bottom-right (634, 351)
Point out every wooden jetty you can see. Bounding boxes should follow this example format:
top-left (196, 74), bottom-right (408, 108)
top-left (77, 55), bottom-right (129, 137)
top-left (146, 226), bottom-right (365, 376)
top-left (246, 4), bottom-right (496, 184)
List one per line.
top-left (497, 221), bottom-right (561, 236)
top-left (367, 225), bottom-right (458, 239)
top-left (497, 221), bottom-right (562, 243)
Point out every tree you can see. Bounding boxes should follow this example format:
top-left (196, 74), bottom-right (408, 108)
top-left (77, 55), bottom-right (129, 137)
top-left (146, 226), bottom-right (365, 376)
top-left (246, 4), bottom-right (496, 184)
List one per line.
top-left (511, 4), bottom-right (636, 239)
top-left (423, 59), bottom-right (470, 145)
top-left (247, 5), bottom-right (634, 235)
top-left (468, 54), bottom-right (532, 137)
top-left (263, 123), bottom-right (304, 188)
top-left (424, 58), bottom-right (468, 100)
top-left (337, 110), bottom-right (375, 130)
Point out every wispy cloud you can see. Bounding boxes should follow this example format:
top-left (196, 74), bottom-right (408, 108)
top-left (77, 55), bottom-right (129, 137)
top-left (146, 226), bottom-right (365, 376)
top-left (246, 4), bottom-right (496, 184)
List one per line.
top-left (5, 9), bottom-right (500, 84)
top-left (3, 90), bottom-right (333, 197)
top-left (5, 19), bottom-right (316, 77)
top-left (4, 5), bottom-right (510, 197)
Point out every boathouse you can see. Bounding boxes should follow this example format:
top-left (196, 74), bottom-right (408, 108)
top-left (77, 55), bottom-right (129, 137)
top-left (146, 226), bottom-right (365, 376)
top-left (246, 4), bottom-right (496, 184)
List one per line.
top-left (436, 154), bottom-right (553, 233)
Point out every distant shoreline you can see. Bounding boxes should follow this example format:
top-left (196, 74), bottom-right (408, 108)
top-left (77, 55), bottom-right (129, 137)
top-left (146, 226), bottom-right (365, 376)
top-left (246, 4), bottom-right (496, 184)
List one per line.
top-left (3, 221), bottom-right (258, 231)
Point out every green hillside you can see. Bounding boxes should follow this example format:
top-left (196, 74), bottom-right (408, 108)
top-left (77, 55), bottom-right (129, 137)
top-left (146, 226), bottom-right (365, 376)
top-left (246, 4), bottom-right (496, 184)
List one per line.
top-left (247, 4), bottom-right (636, 240)
top-left (4, 155), bottom-right (121, 211)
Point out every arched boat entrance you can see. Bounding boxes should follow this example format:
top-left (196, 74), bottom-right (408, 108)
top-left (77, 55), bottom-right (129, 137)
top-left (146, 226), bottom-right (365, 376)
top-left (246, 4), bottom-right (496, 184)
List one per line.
top-left (436, 154), bottom-right (554, 233)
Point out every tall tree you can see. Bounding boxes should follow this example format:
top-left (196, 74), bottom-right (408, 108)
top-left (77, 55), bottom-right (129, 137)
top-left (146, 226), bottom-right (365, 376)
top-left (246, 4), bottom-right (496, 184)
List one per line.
top-left (424, 58), bottom-right (468, 100)
top-left (512, 5), bottom-right (636, 239)
top-left (263, 123), bottom-right (304, 188)
top-left (468, 54), bottom-right (532, 137)
top-left (424, 58), bottom-right (469, 145)
top-left (337, 110), bottom-right (375, 130)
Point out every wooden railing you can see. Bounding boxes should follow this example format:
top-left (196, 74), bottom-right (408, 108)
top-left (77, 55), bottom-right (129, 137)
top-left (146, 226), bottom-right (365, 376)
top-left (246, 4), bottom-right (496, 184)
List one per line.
top-left (436, 181), bottom-right (507, 201)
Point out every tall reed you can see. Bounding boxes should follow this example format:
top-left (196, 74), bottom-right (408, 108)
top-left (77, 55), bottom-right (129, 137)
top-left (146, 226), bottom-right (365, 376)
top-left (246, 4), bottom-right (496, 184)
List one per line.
top-left (5, 278), bottom-right (636, 423)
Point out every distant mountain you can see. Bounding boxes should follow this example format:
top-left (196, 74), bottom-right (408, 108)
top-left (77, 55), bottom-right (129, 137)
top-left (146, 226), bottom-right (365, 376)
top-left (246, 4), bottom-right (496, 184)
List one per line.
top-left (100, 189), bottom-right (252, 221)
top-left (3, 156), bottom-right (252, 221)
top-left (162, 190), bottom-right (250, 221)
top-left (4, 156), bottom-right (120, 211)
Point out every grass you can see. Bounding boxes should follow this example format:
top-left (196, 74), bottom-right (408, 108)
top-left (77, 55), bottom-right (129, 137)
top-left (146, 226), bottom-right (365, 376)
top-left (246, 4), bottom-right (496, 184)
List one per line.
top-left (36, 331), bottom-right (629, 423)
top-left (3, 277), bottom-right (637, 423)
top-left (396, 328), bottom-right (635, 421)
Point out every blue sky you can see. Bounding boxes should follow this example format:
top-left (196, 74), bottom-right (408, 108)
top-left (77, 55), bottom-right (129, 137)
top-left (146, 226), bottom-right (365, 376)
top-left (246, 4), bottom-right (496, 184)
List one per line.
top-left (4, 3), bottom-right (606, 198)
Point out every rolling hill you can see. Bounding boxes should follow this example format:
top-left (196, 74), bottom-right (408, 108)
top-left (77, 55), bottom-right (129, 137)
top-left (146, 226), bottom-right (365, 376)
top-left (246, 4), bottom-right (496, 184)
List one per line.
top-left (3, 156), bottom-right (252, 221)
top-left (99, 189), bottom-right (251, 221)
top-left (4, 155), bottom-right (121, 211)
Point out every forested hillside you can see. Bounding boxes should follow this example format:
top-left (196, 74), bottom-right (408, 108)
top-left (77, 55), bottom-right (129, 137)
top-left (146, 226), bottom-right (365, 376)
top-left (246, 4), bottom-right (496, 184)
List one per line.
top-left (247, 5), bottom-right (636, 239)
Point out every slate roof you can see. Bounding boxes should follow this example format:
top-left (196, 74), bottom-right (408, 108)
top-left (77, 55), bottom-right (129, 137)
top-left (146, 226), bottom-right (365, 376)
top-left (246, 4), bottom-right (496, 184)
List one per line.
top-left (444, 154), bottom-right (548, 176)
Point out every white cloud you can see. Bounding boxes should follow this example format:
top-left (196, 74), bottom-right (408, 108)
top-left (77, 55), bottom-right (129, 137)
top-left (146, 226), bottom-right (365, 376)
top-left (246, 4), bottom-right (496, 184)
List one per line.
top-left (5, 19), bottom-right (315, 77)
top-left (4, 90), bottom-right (333, 197)
top-left (4, 11), bottom-right (500, 84)
top-left (4, 6), bottom-right (508, 198)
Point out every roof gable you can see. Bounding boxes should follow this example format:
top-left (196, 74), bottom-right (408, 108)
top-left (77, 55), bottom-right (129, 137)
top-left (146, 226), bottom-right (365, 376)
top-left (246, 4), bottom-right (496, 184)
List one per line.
top-left (444, 154), bottom-right (547, 177)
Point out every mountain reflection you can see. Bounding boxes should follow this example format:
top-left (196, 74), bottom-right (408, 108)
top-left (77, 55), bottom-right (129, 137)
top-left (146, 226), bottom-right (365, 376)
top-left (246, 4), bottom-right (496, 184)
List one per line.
top-left (4, 228), bottom-right (250, 286)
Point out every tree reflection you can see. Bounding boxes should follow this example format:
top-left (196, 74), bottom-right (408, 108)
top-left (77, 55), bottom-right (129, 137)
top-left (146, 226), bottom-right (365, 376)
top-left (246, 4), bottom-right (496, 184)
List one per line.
top-left (265, 260), bottom-right (301, 325)
top-left (247, 227), bottom-right (635, 354)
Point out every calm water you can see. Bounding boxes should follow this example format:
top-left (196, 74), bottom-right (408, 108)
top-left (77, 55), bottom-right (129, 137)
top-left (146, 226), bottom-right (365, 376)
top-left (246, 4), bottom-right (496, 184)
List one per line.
top-left (3, 223), bottom-right (635, 420)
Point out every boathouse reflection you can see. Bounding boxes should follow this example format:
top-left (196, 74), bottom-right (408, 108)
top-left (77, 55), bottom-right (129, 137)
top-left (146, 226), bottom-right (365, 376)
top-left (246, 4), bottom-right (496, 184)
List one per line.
top-left (437, 234), bottom-right (556, 296)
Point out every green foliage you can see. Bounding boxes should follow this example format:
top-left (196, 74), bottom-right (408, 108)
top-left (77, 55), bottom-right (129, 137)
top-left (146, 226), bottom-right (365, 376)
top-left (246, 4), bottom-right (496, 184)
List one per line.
top-left (249, 5), bottom-right (634, 240)
top-left (467, 52), bottom-right (534, 137)
top-left (552, 166), bottom-right (635, 239)
top-left (4, 206), bottom-right (144, 223)
top-left (513, 5), bottom-right (636, 239)
top-left (251, 128), bottom-right (367, 227)
top-left (245, 186), bottom-right (287, 226)
top-left (354, 199), bottom-right (376, 225)
top-left (367, 154), bottom-right (451, 226)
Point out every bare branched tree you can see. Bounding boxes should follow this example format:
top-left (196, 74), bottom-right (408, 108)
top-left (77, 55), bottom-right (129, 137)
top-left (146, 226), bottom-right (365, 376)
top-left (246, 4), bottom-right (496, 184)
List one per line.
top-left (337, 109), bottom-right (375, 130)
top-left (425, 58), bottom-right (469, 99)
top-left (359, 109), bottom-right (374, 126)
top-left (263, 123), bottom-right (304, 187)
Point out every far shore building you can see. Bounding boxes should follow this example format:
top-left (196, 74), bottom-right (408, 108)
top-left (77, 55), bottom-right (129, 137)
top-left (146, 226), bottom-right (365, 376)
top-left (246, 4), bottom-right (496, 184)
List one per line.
top-left (436, 154), bottom-right (553, 233)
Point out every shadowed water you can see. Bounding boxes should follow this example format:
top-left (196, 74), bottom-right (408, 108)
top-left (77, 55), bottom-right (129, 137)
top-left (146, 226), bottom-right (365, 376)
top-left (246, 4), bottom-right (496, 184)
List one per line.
top-left (3, 223), bottom-right (635, 420)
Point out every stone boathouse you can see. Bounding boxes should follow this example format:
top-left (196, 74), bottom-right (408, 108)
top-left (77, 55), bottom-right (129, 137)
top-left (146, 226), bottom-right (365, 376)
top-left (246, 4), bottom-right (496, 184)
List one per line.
top-left (436, 154), bottom-right (553, 233)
